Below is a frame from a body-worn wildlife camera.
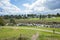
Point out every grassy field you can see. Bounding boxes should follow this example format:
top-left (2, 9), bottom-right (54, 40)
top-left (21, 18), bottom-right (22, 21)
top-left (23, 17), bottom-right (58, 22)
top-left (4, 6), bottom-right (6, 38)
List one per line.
top-left (0, 26), bottom-right (60, 40)
top-left (4, 17), bottom-right (60, 23)
top-left (15, 17), bottom-right (60, 22)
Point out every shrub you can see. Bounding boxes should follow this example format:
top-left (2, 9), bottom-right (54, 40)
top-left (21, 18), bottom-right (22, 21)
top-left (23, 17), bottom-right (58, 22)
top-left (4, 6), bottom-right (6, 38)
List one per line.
top-left (0, 17), bottom-right (5, 26)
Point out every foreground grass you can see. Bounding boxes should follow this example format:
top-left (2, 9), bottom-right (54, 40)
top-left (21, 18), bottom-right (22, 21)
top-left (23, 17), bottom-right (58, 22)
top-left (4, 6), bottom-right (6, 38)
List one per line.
top-left (0, 27), bottom-right (37, 40)
top-left (0, 26), bottom-right (60, 40)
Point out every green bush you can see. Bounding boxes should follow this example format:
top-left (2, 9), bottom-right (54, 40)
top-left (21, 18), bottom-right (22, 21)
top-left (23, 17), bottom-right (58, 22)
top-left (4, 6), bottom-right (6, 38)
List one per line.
top-left (0, 17), bottom-right (5, 26)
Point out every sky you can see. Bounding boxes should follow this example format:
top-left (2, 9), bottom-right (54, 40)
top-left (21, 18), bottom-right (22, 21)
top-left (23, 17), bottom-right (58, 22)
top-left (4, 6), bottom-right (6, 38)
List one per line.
top-left (0, 0), bottom-right (60, 15)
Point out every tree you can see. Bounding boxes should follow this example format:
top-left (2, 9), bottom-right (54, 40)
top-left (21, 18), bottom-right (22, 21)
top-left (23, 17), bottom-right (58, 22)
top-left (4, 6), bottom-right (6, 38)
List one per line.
top-left (39, 14), bottom-right (46, 19)
top-left (27, 14), bottom-right (36, 18)
top-left (39, 14), bottom-right (42, 19)
top-left (10, 18), bottom-right (16, 24)
top-left (56, 13), bottom-right (60, 17)
top-left (3, 15), bottom-right (10, 19)
top-left (48, 14), bottom-right (51, 18)
top-left (9, 18), bottom-right (16, 25)
top-left (15, 15), bottom-right (22, 19)
top-left (0, 17), bottom-right (5, 26)
top-left (23, 15), bottom-right (28, 19)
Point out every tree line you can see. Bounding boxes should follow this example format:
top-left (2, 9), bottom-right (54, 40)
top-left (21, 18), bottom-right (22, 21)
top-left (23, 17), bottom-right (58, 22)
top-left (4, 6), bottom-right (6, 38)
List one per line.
top-left (0, 13), bottom-right (60, 19)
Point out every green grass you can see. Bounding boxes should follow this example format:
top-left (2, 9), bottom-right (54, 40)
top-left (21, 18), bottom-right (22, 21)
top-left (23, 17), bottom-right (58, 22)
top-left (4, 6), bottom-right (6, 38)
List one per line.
top-left (0, 26), bottom-right (60, 40)
top-left (2, 26), bottom-right (60, 32)
top-left (0, 27), bottom-right (37, 40)
top-left (37, 27), bottom-right (60, 32)
top-left (16, 17), bottom-right (60, 22)
top-left (5, 17), bottom-right (60, 23)
top-left (43, 17), bottom-right (60, 22)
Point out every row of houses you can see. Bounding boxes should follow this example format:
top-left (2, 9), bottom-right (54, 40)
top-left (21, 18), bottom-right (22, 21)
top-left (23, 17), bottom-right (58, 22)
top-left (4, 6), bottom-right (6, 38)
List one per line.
top-left (16, 23), bottom-right (60, 28)
top-left (6, 23), bottom-right (60, 28)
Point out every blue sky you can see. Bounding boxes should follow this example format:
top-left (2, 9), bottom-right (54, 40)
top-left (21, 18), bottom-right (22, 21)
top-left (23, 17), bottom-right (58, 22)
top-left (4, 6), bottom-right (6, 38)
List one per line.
top-left (10, 0), bottom-right (35, 10)
top-left (0, 0), bottom-right (60, 15)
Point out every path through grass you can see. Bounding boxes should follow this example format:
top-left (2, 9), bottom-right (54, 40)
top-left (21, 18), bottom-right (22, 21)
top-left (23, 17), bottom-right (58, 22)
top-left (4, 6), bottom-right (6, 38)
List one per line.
top-left (0, 26), bottom-right (60, 40)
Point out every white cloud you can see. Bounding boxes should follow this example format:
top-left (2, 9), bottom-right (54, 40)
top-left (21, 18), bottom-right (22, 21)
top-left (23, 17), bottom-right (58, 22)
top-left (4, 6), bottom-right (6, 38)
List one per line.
top-left (0, 0), bottom-right (60, 15)
top-left (23, 3), bottom-right (30, 8)
top-left (27, 0), bottom-right (46, 9)
top-left (0, 0), bottom-right (21, 15)
top-left (23, 0), bottom-right (49, 14)
top-left (23, 0), bottom-right (60, 14)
